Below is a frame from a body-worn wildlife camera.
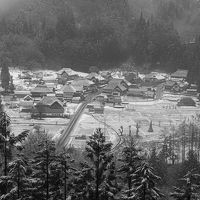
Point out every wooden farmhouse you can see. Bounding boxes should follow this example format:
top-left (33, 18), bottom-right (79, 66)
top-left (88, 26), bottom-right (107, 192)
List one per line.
top-left (32, 96), bottom-right (64, 118)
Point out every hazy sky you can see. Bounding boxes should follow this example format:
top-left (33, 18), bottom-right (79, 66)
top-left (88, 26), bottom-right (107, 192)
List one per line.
top-left (0, 0), bottom-right (20, 13)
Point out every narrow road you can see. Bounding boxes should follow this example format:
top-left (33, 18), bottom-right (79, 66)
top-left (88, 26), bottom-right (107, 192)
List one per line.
top-left (56, 90), bottom-right (102, 151)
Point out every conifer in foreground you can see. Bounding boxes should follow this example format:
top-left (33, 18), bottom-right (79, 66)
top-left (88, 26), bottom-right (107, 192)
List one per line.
top-left (171, 170), bottom-right (200, 200)
top-left (118, 135), bottom-right (142, 199)
top-left (132, 161), bottom-right (164, 200)
top-left (71, 128), bottom-right (118, 200)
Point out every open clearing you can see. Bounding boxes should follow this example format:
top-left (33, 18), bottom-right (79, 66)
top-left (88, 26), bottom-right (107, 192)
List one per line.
top-left (68, 98), bottom-right (200, 148)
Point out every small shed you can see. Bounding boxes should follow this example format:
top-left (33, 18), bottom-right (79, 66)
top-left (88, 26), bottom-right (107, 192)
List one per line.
top-left (177, 97), bottom-right (196, 106)
top-left (171, 69), bottom-right (188, 80)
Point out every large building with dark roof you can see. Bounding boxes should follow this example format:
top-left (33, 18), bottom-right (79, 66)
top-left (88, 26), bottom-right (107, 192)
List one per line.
top-left (32, 96), bottom-right (64, 117)
top-left (171, 69), bottom-right (188, 80)
top-left (31, 84), bottom-right (53, 98)
top-left (62, 84), bottom-right (76, 101)
top-left (103, 79), bottom-right (128, 96)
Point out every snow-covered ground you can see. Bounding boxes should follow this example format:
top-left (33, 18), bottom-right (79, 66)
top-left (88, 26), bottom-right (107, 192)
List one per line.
top-left (68, 100), bottom-right (200, 149)
top-left (5, 102), bottom-right (80, 137)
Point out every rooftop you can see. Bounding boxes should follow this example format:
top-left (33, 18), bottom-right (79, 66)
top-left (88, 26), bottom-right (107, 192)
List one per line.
top-left (86, 73), bottom-right (105, 81)
top-left (19, 101), bottom-right (34, 108)
top-left (171, 69), bottom-right (188, 78)
top-left (31, 84), bottom-right (52, 93)
top-left (62, 84), bottom-right (76, 93)
top-left (37, 96), bottom-right (63, 107)
top-left (104, 79), bottom-right (127, 91)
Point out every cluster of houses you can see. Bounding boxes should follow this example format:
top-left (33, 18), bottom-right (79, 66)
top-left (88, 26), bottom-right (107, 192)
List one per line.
top-left (165, 69), bottom-right (198, 96)
top-left (2, 67), bottom-right (198, 118)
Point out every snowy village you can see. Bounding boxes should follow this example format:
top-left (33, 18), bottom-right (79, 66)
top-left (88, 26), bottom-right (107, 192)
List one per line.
top-left (1, 67), bottom-right (199, 155)
top-left (1, 0), bottom-right (200, 199)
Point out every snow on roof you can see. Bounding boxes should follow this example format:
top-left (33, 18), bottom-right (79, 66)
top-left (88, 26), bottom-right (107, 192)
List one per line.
top-left (23, 95), bottom-right (33, 101)
top-left (15, 91), bottom-right (31, 95)
top-left (71, 78), bottom-right (94, 90)
top-left (128, 88), bottom-right (147, 93)
top-left (165, 80), bottom-right (176, 87)
top-left (171, 69), bottom-right (188, 78)
top-left (62, 84), bottom-right (76, 93)
top-left (104, 79), bottom-right (127, 91)
top-left (43, 75), bottom-right (57, 81)
top-left (37, 96), bottom-right (63, 107)
top-left (100, 71), bottom-right (111, 77)
top-left (31, 84), bottom-right (53, 93)
top-left (86, 73), bottom-right (105, 81)
top-left (19, 101), bottom-right (34, 107)
top-left (57, 68), bottom-right (88, 77)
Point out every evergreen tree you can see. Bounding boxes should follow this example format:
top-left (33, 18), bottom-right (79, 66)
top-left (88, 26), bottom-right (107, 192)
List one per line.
top-left (70, 161), bottom-right (94, 200)
top-left (171, 171), bottom-right (200, 200)
top-left (148, 121), bottom-right (153, 132)
top-left (9, 76), bottom-right (15, 93)
top-left (30, 134), bottom-right (57, 200)
top-left (0, 151), bottom-right (34, 200)
top-left (99, 161), bottom-right (119, 200)
top-left (71, 128), bottom-right (117, 200)
top-left (56, 7), bottom-right (76, 42)
top-left (132, 12), bottom-right (149, 65)
top-left (132, 161), bottom-right (164, 200)
top-left (118, 135), bottom-right (142, 199)
top-left (136, 123), bottom-right (140, 137)
top-left (0, 112), bottom-right (28, 176)
top-left (51, 150), bottom-right (75, 200)
top-left (149, 147), bottom-right (168, 185)
top-left (180, 150), bottom-right (200, 178)
top-left (22, 125), bottom-right (47, 158)
top-left (1, 58), bottom-right (10, 93)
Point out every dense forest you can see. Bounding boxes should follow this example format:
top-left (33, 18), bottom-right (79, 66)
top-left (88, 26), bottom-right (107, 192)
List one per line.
top-left (1, 110), bottom-right (200, 200)
top-left (0, 0), bottom-right (200, 80)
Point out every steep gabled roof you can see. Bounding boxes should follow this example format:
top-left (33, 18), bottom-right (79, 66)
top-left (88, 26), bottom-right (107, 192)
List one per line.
top-left (62, 84), bottom-right (76, 93)
top-left (70, 78), bottom-right (94, 91)
top-left (37, 96), bottom-right (63, 107)
top-left (165, 80), bottom-right (176, 87)
top-left (171, 69), bottom-right (188, 78)
top-left (104, 79), bottom-right (127, 91)
top-left (23, 95), bottom-right (33, 101)
top-left (57, 68), bottom-right (88, 77)
top-left (125, 73), bottom-right (137, 82)
top-left (31, 84), bottom-right (52, 93)
top-left (109, 78), bottom-right (124, 84)
top-left (115, 85), bottom-right (127, 92)
top-left (86, 73), bottom-right (105, 81)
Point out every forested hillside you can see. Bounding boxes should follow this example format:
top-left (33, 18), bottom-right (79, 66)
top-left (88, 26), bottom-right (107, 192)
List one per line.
top-left (0, 0), bottom-right (200, 79)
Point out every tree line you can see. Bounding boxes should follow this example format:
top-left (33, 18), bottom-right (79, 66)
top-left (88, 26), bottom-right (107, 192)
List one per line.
top-left (1, 111), bottom-right (200, 199)
top-left (0, 0), bottom-right (200, 81)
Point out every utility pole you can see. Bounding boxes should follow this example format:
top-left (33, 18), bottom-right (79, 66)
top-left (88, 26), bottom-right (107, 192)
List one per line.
top-left (129, 125), bottom-right (131, 136)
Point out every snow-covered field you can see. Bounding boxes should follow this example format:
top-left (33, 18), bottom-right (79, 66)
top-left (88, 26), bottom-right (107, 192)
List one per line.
top-left (5, 102), bottom-right (80, 137)
top-left (69, 99), bottom-right (200, 149)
